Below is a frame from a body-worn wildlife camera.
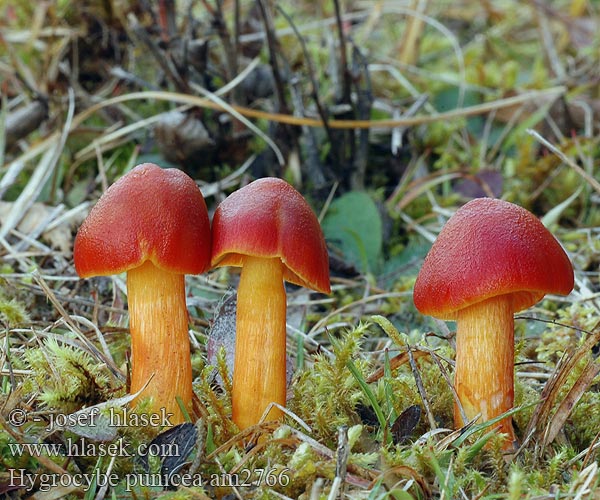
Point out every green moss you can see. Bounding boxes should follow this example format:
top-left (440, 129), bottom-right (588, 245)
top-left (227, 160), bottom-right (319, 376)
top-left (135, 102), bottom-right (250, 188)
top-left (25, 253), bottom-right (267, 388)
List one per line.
top-left (536, 303), bottom-right (597, 364)
top-left (156, 488), bottom-right (209, 499)
top-left (0, 281), bottom-right (30, 327)
top-left (23, 337), bottom-right (115, 412)
top-left (289, 325), bottom-right (369, 443)
top-left (513, 376), bottom-right (539, 437)
top-left (0, 297), bottom-right (29, 327)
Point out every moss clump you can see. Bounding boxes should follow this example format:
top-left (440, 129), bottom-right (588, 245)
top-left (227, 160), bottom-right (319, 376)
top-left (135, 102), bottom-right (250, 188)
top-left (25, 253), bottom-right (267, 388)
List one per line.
top-left (289, 324), bottom-right (369, 444)
top-left (0, 283), bottom-right (30, 327)
top-left (536, 303), bottom-right (597, 364)
top-left (0, 297), bottom-right (29, 327)
top-left (23, 337), bottom-right (116, 412)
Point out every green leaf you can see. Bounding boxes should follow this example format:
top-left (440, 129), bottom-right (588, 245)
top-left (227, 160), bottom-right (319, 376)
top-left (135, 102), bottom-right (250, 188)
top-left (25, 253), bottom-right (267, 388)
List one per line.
top-left (83, 456), bottom-right (102, 500)
top-left (541, 185), bottom-right (583, 228)
top-left (322, 191), bottom-right (383, 274)
top-left (346, 358), bottom-right (391, 445)
top-left (450, 401), bottom-right (537, 448)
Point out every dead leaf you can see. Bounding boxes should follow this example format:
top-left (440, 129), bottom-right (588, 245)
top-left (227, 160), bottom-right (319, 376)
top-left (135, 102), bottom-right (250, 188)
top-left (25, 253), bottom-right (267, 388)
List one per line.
top-left (391, 405), bottom-right (421, 444)
top-left (0, 201), bottom-right (86, 255)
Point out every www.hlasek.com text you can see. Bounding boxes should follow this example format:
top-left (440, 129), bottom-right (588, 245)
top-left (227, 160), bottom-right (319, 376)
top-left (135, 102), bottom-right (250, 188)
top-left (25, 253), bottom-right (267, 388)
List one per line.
top-left (9, 436), bottom-right (178, 458)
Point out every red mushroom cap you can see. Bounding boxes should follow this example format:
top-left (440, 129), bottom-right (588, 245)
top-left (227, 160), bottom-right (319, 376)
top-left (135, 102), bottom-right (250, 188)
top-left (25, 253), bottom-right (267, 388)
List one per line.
top-left (74, 163), bottom-right (211, 277)
top-left (211, 177), bottom-right (330, 293)
top-left (413, 198), bottom-right (574, 320)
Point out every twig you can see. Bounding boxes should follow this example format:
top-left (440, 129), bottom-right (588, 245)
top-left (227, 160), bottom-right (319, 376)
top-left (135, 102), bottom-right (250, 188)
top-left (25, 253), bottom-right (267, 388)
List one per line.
top-left (158, 0), bottom-right (177, 42)
top-left (110, 66), bottom-right (159, 90)
top-left (255, 0), bottom-right (288, 114)
top-left (13, 204), bottom-right (64, 252)
top-left (350, 44), bottom-right (373, 190)
top-left (515, 315), bottom-right (593, 336)
top-left (289, 77), bottom-right (325, 186)
top-left (407, 343), bottom-right (437, 431)
top-left (332, 0), bottom-right (351, 104)
top-left (233, 0), bottom-right (241, 66)
top-left (206, 0), bottom-right (237, 82)
top-left (276, 5), bottom-right (334, 150)
top-left (127, 13), bottom-right (189, 93)
top-left (328, 425), bottom-right (350, 500)
top-left (5, 99), bottom-right (48, 149)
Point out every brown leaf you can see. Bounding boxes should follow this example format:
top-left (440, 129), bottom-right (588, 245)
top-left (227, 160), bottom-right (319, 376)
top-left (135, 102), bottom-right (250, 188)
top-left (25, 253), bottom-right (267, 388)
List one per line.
top-left (525, 329), bottom-right (600, 446)
top-left (391, 404), bottom-right (421, 444)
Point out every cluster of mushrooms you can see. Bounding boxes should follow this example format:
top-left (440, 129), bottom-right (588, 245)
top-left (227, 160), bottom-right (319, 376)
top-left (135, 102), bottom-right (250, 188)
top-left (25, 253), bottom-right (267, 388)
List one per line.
top-left (73, 163), bottom-right (574, 451)
top-left (73, 163), bottom-right (330, 429)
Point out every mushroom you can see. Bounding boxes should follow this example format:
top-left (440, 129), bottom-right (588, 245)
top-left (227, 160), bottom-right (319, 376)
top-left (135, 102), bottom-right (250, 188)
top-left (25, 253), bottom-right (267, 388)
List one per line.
top-left (73, 163), bottom-right (211, 424)
top-left (211, 177), bottom-right (330, 430)
top-left (413, 197), bottom-right (573, 448)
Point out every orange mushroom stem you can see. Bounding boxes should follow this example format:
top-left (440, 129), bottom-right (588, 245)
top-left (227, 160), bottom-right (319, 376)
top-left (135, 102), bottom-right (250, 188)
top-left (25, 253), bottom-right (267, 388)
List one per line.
top-left (211, 178), bottom-right (330, 430)
top-left (454, 295), bottom-right (515, 441)
top-left (233, 256), bottom-right (287, 428)
top-left (126, 261), bottom-right (192, 420)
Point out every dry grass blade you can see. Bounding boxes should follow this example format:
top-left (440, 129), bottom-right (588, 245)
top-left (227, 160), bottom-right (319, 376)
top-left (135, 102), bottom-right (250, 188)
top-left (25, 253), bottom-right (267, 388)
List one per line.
top-left (31, 271), bottom-right (124, 382)
top-left (379, 3), bottom-right (467, 107)
top-left (525, 328), bottom-right (600, 449)
top-left (398, 0), bottom-right (429, 66)
top-left (375, 463), bottom-right (432, 498)
top-left (527, 129), bottom-right (600, 195)
top-left (0, 416), bottom-right (70, 477)
top-left (569, 462), bottom-right (599, 500)
top-left (0, 90), bottom-right (74, 240)
top-left (73, 105), bottom-right (192, 162)
top-left (543, 358), bottom-right (600, 447)
top-left (7, 87), bottom-right (561, 156)
top-left (12, 204), bottom-right (64, 252)
top-left (198, 154), bottom-right (255, 198)
top-left (74, 59), bottom-right (262, 163)
top-left (191, 83), bottom-right (285, 166)
top-left (0, 147), bottom-right (56, 241)
top-left (406, 345), bottom-right (437, 431)
top-left (309, 292), bottom-right (409, 335)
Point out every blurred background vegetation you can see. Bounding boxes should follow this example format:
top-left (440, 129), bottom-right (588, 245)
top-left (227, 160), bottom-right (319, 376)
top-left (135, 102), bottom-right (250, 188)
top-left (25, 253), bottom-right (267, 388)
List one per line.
top-left (1, 0), bottom-right (600, 498)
